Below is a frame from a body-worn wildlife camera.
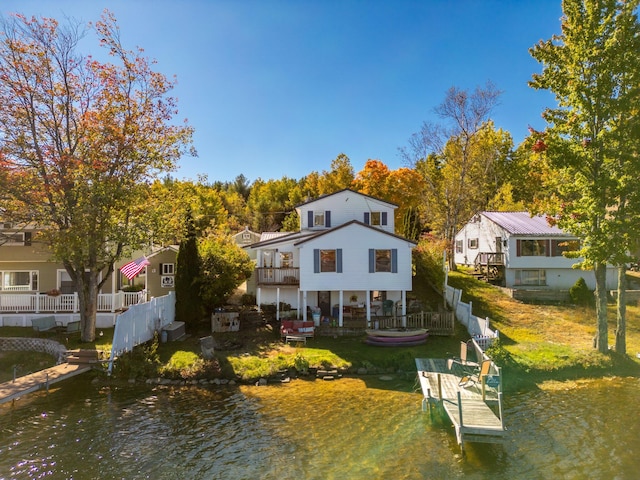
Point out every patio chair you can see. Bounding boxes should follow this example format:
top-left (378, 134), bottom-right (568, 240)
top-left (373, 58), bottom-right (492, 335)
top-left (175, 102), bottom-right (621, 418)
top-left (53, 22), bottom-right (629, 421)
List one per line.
top-left (459, 359), bottom-right (491, 388)
top-left (446, 341), bottom-right (479, 374)
top-left (382, 300), bottom-right (394, 316)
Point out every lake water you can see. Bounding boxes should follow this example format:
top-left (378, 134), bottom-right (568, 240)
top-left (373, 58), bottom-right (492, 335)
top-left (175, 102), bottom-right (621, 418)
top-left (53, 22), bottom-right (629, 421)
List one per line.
top-left (1, 374), bottom-right (639, 479)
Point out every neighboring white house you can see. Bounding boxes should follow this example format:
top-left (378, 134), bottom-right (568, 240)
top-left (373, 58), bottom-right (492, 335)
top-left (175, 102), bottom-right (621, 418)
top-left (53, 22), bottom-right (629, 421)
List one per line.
top-left (246, 189), bottom-right (417, 325)
top-left (454, 211), bottom-right (617, 290)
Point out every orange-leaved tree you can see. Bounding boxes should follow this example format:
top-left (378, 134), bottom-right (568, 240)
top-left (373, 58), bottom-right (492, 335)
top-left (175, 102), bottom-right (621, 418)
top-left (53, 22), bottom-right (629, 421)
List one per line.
top-left (0, 11), bottom-right (194, 341)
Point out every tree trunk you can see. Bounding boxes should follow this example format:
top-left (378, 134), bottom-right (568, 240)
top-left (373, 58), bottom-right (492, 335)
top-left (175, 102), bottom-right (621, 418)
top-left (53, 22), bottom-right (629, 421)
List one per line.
top-left (77, 273), bottom-right (99, 343)
top-left (593, 263), bottom-right (608, 353)
top-left (615, 265), bottom-right (626, 354)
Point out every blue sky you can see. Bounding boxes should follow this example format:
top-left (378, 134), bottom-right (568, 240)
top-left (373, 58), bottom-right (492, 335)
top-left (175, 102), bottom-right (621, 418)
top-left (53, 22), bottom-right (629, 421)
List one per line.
top-left (3, 1), bottom-right (563, 183)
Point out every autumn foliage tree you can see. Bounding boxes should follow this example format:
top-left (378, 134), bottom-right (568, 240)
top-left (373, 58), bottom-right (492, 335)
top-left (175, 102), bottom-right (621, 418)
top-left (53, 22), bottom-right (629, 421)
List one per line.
top-left (401, 83), bottom-right (512, 263)
top-left (0, 12), bottom-right (193, 341)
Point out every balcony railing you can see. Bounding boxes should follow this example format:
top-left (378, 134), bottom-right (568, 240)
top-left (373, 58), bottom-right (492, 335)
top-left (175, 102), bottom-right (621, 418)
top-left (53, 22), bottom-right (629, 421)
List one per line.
top-left (0, 291), bottom-right (146, 313)
top-left (255, 267), bottom-right (300, 286)
top-left (474, 252), bottom-right (505, 267)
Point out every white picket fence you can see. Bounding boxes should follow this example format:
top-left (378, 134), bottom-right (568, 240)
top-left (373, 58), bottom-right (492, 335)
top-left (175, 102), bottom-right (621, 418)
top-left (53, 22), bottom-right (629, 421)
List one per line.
top-left (107, 291), bottom-right (175, 374)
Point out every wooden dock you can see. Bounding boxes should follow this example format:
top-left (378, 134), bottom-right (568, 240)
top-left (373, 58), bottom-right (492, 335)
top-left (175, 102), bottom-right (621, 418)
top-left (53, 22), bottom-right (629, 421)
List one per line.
top-left (0, 351), bottom-right (98, 406)
top-left (415, 357), bottom-right (505, 452)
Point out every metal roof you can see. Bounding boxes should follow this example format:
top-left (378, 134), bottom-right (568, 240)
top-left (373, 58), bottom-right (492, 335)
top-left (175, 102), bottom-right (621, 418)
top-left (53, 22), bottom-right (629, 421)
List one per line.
top-left (480, 211), bottom-right (570, 236)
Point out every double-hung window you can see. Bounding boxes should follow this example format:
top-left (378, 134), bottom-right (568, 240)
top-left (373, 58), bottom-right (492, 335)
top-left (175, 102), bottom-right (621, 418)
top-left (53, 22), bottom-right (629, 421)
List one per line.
top-left (314, 249), bottom-right (342, 273)
top-left (161, 263), bottom-right (175, 275)
top-left (364, 211), bottom-right (388, 227)
top-left (369, 249), bottom-right (398, 273)
top-left (1, 270), bottom-right (38, 291)
top-left (308, 210), bottom-right (331, 228)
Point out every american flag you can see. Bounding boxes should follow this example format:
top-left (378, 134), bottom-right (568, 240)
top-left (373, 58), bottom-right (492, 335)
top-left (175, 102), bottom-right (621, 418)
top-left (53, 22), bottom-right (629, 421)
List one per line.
top-left (120, 256), bottom-right (150, 280)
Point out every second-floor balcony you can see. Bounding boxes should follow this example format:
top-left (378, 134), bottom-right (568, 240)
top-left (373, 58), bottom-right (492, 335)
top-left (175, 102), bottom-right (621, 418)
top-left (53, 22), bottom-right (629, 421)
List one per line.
top-left (255, 267), bottom-right (300, 286)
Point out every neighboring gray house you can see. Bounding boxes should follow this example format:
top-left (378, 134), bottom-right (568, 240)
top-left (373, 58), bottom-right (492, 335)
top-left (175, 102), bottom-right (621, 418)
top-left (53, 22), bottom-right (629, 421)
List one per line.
top-left (454, 211), bottom-right (617, 291)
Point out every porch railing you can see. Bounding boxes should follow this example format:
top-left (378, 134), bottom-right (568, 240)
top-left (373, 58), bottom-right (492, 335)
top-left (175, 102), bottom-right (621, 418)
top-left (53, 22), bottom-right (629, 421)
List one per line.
top-left (255, 267), bottom-right (300, 285)
top-left (0, 291), bottom-right (146, 313)
top-left (375, 311), bottom-right (455, 336)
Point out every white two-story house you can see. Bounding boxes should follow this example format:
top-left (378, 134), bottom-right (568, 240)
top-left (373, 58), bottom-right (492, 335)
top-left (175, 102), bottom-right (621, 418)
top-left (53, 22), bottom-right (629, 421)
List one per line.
top-left (246, 189), bottom-right (417, 325)
top-left (454, 211), bottom-right (617, 291)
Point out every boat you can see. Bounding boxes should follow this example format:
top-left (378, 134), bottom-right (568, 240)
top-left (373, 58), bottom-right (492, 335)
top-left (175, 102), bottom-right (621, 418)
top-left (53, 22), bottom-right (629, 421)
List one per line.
top-left (365, 332), bottom-right (429, 343)
top-left (365, 328), bottom-right (428, 338)
top-left (365, 336), bottom-right (427, 347)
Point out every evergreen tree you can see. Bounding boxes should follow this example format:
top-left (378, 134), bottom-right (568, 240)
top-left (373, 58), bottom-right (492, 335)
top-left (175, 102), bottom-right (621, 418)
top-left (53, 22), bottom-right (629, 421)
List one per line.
top-left (175, 209), bottom-right (203, 328)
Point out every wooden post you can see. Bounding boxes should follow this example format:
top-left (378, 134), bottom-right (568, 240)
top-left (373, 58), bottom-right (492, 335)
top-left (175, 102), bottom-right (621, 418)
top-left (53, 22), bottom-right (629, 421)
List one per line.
top-left (437, 373), bottom-right (442, 400)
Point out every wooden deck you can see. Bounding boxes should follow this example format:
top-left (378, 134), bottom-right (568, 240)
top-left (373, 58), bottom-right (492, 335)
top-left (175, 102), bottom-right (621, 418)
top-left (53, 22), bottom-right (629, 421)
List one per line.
top-left (415, 357), bottom-right (505, 452)
top-left (0, 362), bottom-right (92, 406)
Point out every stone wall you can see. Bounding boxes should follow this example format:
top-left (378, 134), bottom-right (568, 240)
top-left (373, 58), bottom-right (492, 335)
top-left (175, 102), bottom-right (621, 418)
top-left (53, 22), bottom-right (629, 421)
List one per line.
top-left (0, 337), bottom-right (67, 364)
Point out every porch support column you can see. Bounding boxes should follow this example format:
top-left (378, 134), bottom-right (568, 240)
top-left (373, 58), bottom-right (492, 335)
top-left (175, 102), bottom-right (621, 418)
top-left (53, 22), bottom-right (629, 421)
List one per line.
top-left (339, 290), bottom-right (344, 327)
top-left (366, 289), bottom-right (371, 327)
top-left (276, 287), bottom-right (281, 321)
top-left (302, 291), bottom-right (308, 322)
top-left (401, 290), bottom-right (407, 327)
top-left (256, 287), bottom-right (262, 315)
top-left (296, 288), bottom-right (300, 318)
top-left (111, 263), bottom-right (117, 313)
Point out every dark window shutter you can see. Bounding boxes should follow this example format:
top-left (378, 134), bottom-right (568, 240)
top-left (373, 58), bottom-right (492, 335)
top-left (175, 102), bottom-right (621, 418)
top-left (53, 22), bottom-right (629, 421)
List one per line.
top-left (369, 249), bottom-right (375, 273)
top-left (364, 212), bottom-right (370, 224)
top-left (382, 212), bottom-right (388, 225)
top-left (546, 239), bottom-right (551, 256)
top-left (516, 239), bottom-right (521, 256)
top-left (308, 211), bottom-right (314, 228)
top-left (314, 249), bottom-right (320, 273)
top-left (24, 232), bottom-right (32, 246)
top-left (391, 249), bottom-right (398, 273)
top-left (337, 249), bottom-right (343, 273)
top-left (325, 210), bottom-right (331, 227)
top-left (159, 263), bottom-right (163, 275)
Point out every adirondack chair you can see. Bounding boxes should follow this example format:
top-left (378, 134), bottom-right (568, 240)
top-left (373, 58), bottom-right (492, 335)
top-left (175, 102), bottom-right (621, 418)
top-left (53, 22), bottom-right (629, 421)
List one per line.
top-left (459, 359), bottom-right (492, 388)
top-left (447, 341), bottom-right (480, 375)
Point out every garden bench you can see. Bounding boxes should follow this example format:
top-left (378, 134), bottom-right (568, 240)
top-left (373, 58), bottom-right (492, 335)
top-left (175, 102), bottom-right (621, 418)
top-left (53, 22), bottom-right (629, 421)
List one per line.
top-left (62, 320), bottom-right (81, 335)
top-left (31, 316), bottom-right (59, 333)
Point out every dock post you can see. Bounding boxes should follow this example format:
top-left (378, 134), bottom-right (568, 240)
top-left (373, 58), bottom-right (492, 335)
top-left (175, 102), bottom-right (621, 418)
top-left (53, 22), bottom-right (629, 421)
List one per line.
top-left (437, 373), bottom-right (442, 400)
top-left (498, 391), bottom-right (504, 430)
top-left (457, 390), bottom-right (465, 455)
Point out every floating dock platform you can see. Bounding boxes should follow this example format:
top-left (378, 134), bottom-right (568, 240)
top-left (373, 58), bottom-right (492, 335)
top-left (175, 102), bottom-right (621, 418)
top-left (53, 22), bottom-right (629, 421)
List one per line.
top-left (415, 357), bottom-right (506, 452)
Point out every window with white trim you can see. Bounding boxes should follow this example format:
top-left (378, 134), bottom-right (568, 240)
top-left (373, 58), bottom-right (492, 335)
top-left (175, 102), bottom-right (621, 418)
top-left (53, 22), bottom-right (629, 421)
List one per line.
top-left (280, 252), bottom-right (293, 268)
top-left (519, 239), bottom-right (547, 256)
top-left (515, 269), bottom-right (546, 286)
top-left (314, 212), bottom-right (325, 227)
top-left (320, 250), bottom-right (336, 272)
top-left (375, 249), bottom-right (391, 272)
top-left (162, 263), bottom-right (174, 275)
top-left (455, 240), bottom-right (463, 253)
top-left (1, 270), bottom-right (38, 291)
top-left (468, 238), bottom-right (478, 249)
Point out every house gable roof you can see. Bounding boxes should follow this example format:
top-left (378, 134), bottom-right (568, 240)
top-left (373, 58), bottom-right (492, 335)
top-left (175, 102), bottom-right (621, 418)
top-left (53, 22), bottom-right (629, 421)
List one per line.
top-left (147, 245), bottom-right (179, 259)
top-left (480, 211), bottom-right (570, 236)
top-left (294, 188), bottom-right (397, 209)
top-left (293, 220), bottom-right (417, 247)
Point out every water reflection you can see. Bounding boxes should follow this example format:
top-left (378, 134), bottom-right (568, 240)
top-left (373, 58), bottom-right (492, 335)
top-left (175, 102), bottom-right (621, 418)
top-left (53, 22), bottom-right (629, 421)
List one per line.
top-left (0, 375), bottom-right (639, 479)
